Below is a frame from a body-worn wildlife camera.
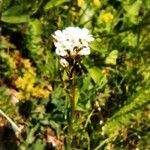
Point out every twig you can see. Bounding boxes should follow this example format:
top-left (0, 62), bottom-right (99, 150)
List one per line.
top-left (0, 109), bottom-right (20, 133)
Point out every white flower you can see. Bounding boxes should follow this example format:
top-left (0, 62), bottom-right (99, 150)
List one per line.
top-left (60, 58), bottom-right (69, 67)
top-left (53, 30), bottom-right (64, 41)
top-left (78, 47), bottom-right (90, 55)
top-left (53, 27), bottom-right (94, 57)
top-left (56, 48), bottom-right (68, 56)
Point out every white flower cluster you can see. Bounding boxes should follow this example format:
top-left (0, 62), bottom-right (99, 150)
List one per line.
top-left (53, 27), bottom-right (94, 67)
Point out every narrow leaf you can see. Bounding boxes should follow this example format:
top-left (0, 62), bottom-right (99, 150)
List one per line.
top-left (44, 0), bottom-right (69, 11)
top-left (1, 15), bottom-right (30, 23)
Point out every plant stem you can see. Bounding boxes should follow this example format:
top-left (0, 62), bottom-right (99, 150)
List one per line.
top-left (66, 71), bottom-right (76, 149)
top-left (69, 71), bottom-right (76, 133)
top-left (66, 72), bottom-right (75, 150)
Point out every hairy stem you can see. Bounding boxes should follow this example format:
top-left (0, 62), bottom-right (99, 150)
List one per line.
top-left (69, 71), bottom-right (76, 133)
top-left (66, 71), bottom-right (76, 149)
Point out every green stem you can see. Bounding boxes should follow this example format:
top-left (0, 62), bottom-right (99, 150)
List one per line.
top-left (66, 71), bottom-right (76, 149)
top-left (69, 72), bottom-right (76, 133)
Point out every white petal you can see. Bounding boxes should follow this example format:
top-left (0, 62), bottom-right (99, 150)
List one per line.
top-left (56, 48), bottom-right (68, 56)
top-left (78, 47), bottom-right (90, 55)
top-left (54, 30), bottom-right (63, 37)
top-left (60, 58), bottom-right (69, 67)
top-left (81, 41), bottom-right (89, 47)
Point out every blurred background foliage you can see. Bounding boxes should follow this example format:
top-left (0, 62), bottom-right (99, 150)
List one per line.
top-left (0, 0), bottom-right (150, 149)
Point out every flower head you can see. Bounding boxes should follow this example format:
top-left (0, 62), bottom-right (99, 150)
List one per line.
top-left (100, 12), bottom-right (114, 23)
top-left (53, 27), bottom-right (94, 67)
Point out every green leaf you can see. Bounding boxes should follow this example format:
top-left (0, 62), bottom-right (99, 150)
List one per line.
top-left (75, 88), bottom-right (80, 107)
top-left (28, 19), bottom-right (42, 35)
top-left (105, 50), bottom-right (118, 65)
top-left (26, 124), bottom-right (39, 144)
top-left (44, 0), bottom-right (69, 11)
top-left (79, 3), bottom-right (94, 28)
top-left (90, 38), bottom-right (108, 55)
top-left (0, 36), bottom-right (15, 49)
top-left (124, 0), bottom-right (142, 17)
top-left (103, 87), bottom-right (150, 138)
top-left (88, 67), bottom-right (102, 83)
top-left (123, 0), bottom-right (142, 24)
top-left (1, 15), bottom-right (30, 23)
top-left (1, 5), bottom-right (30, 23)
top-left (49, 120), bottom-right (61, 134)
top-left (32, 139), bottom-right (45, 150)
top-left (90, 40), bottom-right (101, 53)
top-left (76, 105), bottom-right (87, 112)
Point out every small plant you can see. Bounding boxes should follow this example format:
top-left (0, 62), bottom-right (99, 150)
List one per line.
top-left (53, 26), bottom-right (94, 148)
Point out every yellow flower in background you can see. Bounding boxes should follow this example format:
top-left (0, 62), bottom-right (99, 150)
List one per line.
top-left (22, 59), bottom-right (31, 69)
top-left (22, 59), bottom-right (36, 75)
top-left (93, 0), bottom-right (101, 8)
top-left (100, 12), bottom-right (114, 23)
top-left (18, 91), bottom-right (26, 100)
top-left (26, 84), bottom-right (34, 92)
top-left (31, 85), bottom-right (51, 98)
top-left (15, 72), bottom-right (35, 90)
top-left (15, 77), bottom-right (26, 89)
top-left (77, 0), bottom-right (85, 7)
top-left (15, 58), bottom-right (52, 100)
top-left (17, 83), bottom-right (51, 100)
top-left (23, 72), bottom-right (36, 84)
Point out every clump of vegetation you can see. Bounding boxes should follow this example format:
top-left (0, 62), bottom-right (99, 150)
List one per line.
top-left (0, 0), bottom-right (150, 149)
